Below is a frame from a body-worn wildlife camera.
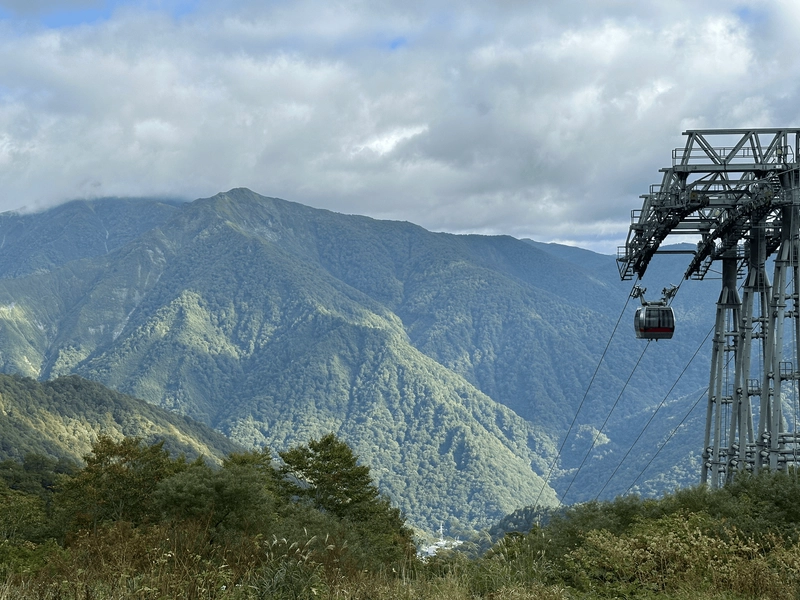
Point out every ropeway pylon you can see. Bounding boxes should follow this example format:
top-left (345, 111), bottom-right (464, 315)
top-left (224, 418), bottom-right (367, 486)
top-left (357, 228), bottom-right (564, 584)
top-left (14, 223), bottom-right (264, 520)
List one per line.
top-left (617, 129), bottom-right (800, 487)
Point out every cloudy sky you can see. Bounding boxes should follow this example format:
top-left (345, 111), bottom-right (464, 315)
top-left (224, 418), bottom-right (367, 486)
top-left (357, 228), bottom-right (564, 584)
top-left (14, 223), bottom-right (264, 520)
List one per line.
top-left (0, 0), bottom-right (795, 252)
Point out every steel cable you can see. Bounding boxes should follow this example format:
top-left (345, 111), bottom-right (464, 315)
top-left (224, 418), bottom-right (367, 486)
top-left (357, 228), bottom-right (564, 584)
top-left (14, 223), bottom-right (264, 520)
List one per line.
top-left (531, 277), bottom-right (641, 510)
top-left (555, 277), bottom-right (686, 506)
top-left (559, 340), bottom-right (650, 506)
top-left (625, 387), bottom-right (708, 495)
top-left (593, 323), bottom-right (714, 500)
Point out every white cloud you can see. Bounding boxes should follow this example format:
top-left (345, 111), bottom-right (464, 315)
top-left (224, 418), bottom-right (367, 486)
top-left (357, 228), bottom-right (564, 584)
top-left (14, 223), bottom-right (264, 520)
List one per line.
top-left (353, 125), bottom-right (429, 156)
top-left (0, 0), bottom-right (795, 252)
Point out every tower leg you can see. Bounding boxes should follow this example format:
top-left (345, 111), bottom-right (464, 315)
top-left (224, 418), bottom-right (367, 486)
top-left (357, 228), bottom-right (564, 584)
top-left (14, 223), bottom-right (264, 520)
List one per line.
top-left (765, 205), bottom-right (800, 471)
top-left (703, 249), bottom-right (740, 487)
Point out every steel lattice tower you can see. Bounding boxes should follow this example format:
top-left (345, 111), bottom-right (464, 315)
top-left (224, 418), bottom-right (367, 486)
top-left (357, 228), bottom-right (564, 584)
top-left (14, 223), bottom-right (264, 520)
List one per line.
top-left (618, 129), bottom-right (800, 487)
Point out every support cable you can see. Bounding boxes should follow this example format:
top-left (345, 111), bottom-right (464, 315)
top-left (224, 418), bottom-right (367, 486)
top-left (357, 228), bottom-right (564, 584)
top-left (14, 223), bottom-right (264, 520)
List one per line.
top-left (531, 278), bottom-right (640, 510)
top-left (559, 340), bottom-right (651, 506)
top-left (558, 276), bottom-right (687, 505)
top-left (593, 323), bottom-right (715, 500)
top-left (620, 275), bottom-right (740, 495)
top-left (625, 386), bottom-right (708, 495)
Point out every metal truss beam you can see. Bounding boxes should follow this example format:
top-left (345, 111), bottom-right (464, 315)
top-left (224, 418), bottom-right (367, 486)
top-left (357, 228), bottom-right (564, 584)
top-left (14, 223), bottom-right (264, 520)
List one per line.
top-left (618, 129), bottom-right (800, 282)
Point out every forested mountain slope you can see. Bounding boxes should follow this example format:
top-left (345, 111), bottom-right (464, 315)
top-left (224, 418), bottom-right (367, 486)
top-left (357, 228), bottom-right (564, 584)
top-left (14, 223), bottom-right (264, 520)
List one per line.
top-left (0, 198), bottom-right (180, 278)
top-left (0, 373), bottom-right (240, 463)
top-left (0, 189), bottom-right (719, 530)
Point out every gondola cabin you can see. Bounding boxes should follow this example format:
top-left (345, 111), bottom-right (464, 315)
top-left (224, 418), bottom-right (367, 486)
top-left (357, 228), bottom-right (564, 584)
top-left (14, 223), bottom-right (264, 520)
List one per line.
top-left (634, 305), bottom-right (675, 340)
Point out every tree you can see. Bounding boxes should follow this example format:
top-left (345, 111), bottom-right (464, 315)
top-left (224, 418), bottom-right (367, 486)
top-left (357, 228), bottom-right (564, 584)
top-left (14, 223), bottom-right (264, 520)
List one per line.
top-left (156, 447), bottom-right (280, 532)
top-left (55, 436), bottom-right (186, 533)
top-left (0, 454), bottom-right (76, 501)
top-left (278, 433), bottom-right (415, 567)
top-left (0, 480), bottom-right (47, 542)
top-left (279, 433), bottom-right (380, 520)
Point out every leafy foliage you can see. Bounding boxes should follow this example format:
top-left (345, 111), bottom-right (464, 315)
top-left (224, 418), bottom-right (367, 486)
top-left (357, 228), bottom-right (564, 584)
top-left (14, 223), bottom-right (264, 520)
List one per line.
top-left (280, 433), bottom-right (385, 520)
top-left (0, 480), bottom-right (48, 543)
top-left (156, 448), bottom-right (280, 533)
top-left (279, 433), bottom-right (415, 566)
top-left (56, 436), bottom-right (187, 531)
top-left (0, 435), bottom-right (420, 597)
top-left (5, 441), bottom-right (800, 598)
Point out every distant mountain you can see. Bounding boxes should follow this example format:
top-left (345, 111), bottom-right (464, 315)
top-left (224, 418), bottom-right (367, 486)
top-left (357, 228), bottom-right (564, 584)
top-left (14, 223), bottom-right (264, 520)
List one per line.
top-left (0, 197), bottom-right (180, 278)
top-left (0, 189), bottom-right (720, 530)
top-left (0, 373), bottom-right (240, 463)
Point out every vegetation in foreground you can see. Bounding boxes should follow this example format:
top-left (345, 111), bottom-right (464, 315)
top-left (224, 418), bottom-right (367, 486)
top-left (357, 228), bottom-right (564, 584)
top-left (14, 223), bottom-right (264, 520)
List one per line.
top-left (3, 436), bottom-right (800, 599)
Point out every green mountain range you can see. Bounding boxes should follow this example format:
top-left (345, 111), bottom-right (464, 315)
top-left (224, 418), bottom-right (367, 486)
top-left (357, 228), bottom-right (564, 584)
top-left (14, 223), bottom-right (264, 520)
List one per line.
top-left (0, 188), bottom-right (719, 531)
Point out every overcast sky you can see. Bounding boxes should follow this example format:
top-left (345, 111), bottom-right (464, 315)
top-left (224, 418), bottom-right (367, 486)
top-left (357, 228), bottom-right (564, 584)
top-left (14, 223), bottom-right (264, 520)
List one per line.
top-left (0, 1), bottom-right (795, 253)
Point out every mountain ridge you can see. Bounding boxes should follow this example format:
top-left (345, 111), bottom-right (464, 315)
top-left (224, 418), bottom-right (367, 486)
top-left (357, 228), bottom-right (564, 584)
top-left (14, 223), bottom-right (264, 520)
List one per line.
top-left (0, 372), bottom-right (240, 463)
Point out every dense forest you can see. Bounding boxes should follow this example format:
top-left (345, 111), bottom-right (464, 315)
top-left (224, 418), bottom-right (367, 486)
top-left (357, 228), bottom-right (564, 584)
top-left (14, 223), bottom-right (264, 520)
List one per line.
top-left (2, 435), bottom-right (800, 599)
